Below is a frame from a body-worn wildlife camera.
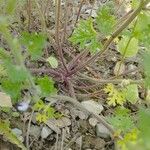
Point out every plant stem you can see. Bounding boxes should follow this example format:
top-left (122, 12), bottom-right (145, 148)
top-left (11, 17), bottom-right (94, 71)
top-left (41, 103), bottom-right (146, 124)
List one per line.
top-left (34, 0), bottom-right (47, 33)
top-left (55, 0), bottom-right (68, 73)
top-left (62, 0), bottom-right (69, 43)
top-left (74, 0), bottom-right (85, 27)
top-left (30, 68), bottom-right (61, 77)
top-left (79, 74), bottom-right (143, 85)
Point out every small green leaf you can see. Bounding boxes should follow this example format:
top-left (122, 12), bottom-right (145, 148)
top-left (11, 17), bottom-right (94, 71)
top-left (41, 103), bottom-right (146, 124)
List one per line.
top-left (138, 109), bottom-right (150, 149)
top-left (20, 32), bottom-right (46, 60)
top-left (69, 18), bottom-right (100, 53)
top-left (142, 51), bottom-right (150, 88)
top-left (104, 83), bottom-right (126, 106)
top-left (35, 76), bottom-right (57, 97)
top-left (0, 64), bottom-right (7, 78)
top-left (4, 62), bottom-right (28, 82)
top-left (46, 56), bottom-right (58, 68)
top-left (6, 0), bottom-right (17, 14)
top-left (96, 4), bottom-right (116, 36)
top-left (33, 100), bottom-right (45, 111)
top-left (0, 47), bottom-right (11, 60)
top-left (107, 107), bottom-right (134, 133)
top-left (131, 0), bottom-right (140, 9)
top-left (117, 36), bottom-right (139, 57)
top-left (123, 84), bottom-right (139, 104)
top-left (134, 12), bottom-right (150, 49)
top-left (1, 79), bottom-right (22, 101)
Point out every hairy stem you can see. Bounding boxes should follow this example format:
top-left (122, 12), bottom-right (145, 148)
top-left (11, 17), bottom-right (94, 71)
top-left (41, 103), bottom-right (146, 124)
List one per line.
top-left (79, 74), bottom-right (143, 85)
top-left (55, 0), bottom-right (68, 73)
top-left (74, 0), bottom-right (85, 27)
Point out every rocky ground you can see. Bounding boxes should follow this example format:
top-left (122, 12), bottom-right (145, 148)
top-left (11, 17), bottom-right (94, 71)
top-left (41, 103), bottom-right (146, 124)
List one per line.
top-left (0, 0), bottom-right (145, 150)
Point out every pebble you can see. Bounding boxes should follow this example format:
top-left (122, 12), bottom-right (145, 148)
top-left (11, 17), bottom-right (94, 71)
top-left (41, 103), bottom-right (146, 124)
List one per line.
top-left (12, 128), bottom-right (24, 142)
top-left (96, 123), bottom-right (111, 138)
top-left (31, 113), bottom-right (37, 124)
top-left (89, 118), bottom-right (98, 127)
top-left (75, 136), bottom-right (82, 147)
top-left (78, 111), bottom-right (88, 120)
top-left (29, 125), bottom-right (41, 139)
top-left (114, 61), bottom-right (125, 76)
top-left (12, 128), bottom-right (22, 136)
top-left (46, 117), bottom-right (71, 134)
top-left (41, 126), bottom-right (53, 139)
top-left (81, 100), bottom-right (104, 115)
top-left (71, 109), bottom-right (88, 120)
top-left (127, 64), bottom-right (137, 75)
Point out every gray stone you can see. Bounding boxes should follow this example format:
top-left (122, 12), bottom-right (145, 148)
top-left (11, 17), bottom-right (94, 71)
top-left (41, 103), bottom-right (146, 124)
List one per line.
top-left (46, 117), bottom-right (71, 134)
top-left (75, 136), bottom-right (82, 147)
top-left (96, 123), bottom-right (111, 138)
top-left (89, 118), bottom-right (98, 127)
top-left (128, 64), bottom-right (137, 75)
top-left (29, 125), bottom-right (41, 138)
top-left (12, 128), bottom-right (22, 136)
top-left (12, 128), bottom-right (24, 142)
top-left (31, 112), bottom-right (37, 124)
top-left (78, 111), bottom-right (88, 120)
top-left (41, 126), bottom-right (53, 139)
top-left (81, 100), bottom-right (103, 115)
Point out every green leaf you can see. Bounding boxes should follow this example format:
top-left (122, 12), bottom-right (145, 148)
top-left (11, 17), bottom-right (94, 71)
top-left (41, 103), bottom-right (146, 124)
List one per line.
top-left (3, 61), bottom-right (28, 82)
top-left (33, 100), bottom-right (45, 111)
top-left (107, 107), bottom-right (134, 133)
top-left (0, 120), bottom-right (27, 150)
top-left (104, 83), bottom-right (126, 106)
top-left (138, 109), bottom-right (150, 149)
top-left (1, 79), bottom-right (22, 102)
top-left (5, 0), bottom-right (17, 14)
top-left (0, 47), bottom-right (11, 60)
top-left (131, 0), bottom-right (140, 9)
top-left (20, 32), bottom-right (46, 60)
top-left (69, 18), bottom-right (100, 53)
top-left (7, 65), bottom-right (28, 83)
top-left (123, 84), bottom-right (139, 104)
top-left (96, 4), bottom-right (116, 36)
top-left (35, 76), bottom-right (57, 97)
top-left (0, 64), bottom-right (7, 78)
top-left (117, 128), bottom-right (139, 150)
top-left (142, 51), bottom-right (150, 88)
top-left (117, 36), bottom-right (139, 57)
top-left (134, 12), bottom-right (150, 49)
top-left (46, 56), bottom-right (58, 68)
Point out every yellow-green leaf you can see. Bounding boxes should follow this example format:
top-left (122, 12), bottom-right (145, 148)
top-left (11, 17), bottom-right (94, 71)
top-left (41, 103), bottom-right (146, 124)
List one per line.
top-left (47, 56), bottom-right (58, 69)
top-left (123, 84), bottom-right (139, 104)
top-left (117, 36), bottom-right (138, 57)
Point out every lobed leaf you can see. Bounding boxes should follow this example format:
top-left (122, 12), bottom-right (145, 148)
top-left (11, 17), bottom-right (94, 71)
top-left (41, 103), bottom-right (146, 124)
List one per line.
top-left (35, 76), bottom-right (57, 97)
top-left (96, 4), bottom-right (116, 36)
top-left (20, 32), bottom-right (46, 60)
top-left (69, 18), bottom-right (101, 53)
